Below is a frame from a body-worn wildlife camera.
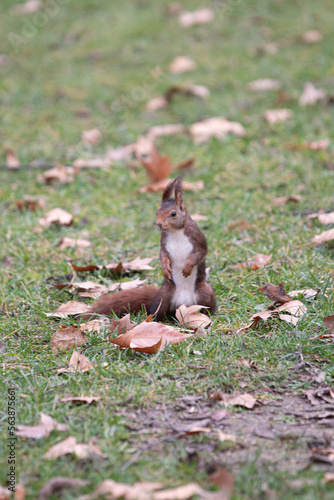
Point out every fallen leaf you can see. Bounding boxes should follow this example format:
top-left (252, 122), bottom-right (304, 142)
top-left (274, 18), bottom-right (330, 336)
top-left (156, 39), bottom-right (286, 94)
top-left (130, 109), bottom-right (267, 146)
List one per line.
top-left (146, 124), bottom-right (187, 141)
top-left (119, 278), bottom-right (147, 290)
top-left (299, 82), bottom-right (325, 106)
top-left (139, 179), bottom-right (204, 194)
top-left (123, 257), bottom-right (155, 272)
top-left (324, 472), bottom-right (334, 484)
top-left (184, 425), bottom-right (212, 435)
top-left (226, 219), bottom-right (251, 232)
top-left (248, 79), bottom-right (281, 91)
top-left (232, 253), bottom-right (272, 270)
top-left (80, 318), bottom-right (110, 333)
top-left (82, 128), bottom-right (102, 145)
top-left (58, 237), bottom-right (91, 250)
top-left (146, 96), bottom-right (169, 111)
top-left (190, 117), bottom-right (245, 144)
top-left (191, 213), bottom-right (208, 222)
top-left (38, 477), bottom-right (89, 500)
top-left (0, 486), bottom-right (10, 499)
top-left (60, 396), bottom-right (101, 404)
top-left (16, 195), bottom-right (45, 211)
top-left (175, 304), bottom-right (212, 329)
top-left (13, 485), bottom-right (25, 500)
top-left (44, 435), bottom-right (106, 459)
top-left (168, 56), bottom-right (196, 73)
top-left (217, 430), bottom-right (237, 443)
top-left (46, 301), bottom-right (89, 318)
top-left (264, 108), bottom-right (292, 124)
top-left (110, 314), bottom-right (135, 334)
top-left (16, 413), bottom-right (68, 439)
top-left (14, 0), bottom-right (42, 15)
top-left (210, 409), bottom-right (231, 421)
top-left (288, 288), bottom-right (319, 300)
top-left (301, 30), bottom-right (322, 43)
top-left (5, 148), bottom-right (20, 169)
top-left (57, 350), bottom-right (95, 374)
top-left (70, 261), bottom-right (126, 274)
top-left (207, 469), bottom-right (234, 499)
top-left (165, 85), bottom-right (210, 102)
top-left (210, 392), bottom-right (258, 409)
top-left (318, 211), bottom-right (334, 225)
top-left (324, 316), bottom-right (334, 334)
top-left (39, 208), bottom-right (73, 228)
top-left (305, 387), bottom-right (334, 406)
top-left (238, 299), bottom-right (307, 332)
top-left (272, 195), bottom-right (301, 206)
top-left (80, 480), bottom-right (163, 500)
top-left (73, 157), bottom-right (111, 169)
top-left (312, 228), bottom-right (334, 245)
top-left (51, 326), bottom-right (88, 354)
top-left (154, 484), bottom-right (202, 500)
top-left (110, 320), bottom-right (193, 353)
top-left (106, 145), bottom-right (133, 162)
top-left (179, 8), bottom-right (214, 27)
top-left (258, 283), bottom-right (293, 304)
top-left (140, 146), bottom-right (174, 182)
top-left (38, 163), bottom-right (75, 184)
top-left (306, 138), bottom-right (330, 150)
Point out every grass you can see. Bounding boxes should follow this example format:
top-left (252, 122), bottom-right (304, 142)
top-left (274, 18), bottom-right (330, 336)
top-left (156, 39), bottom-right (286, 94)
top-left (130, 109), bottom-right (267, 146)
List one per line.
top-left (1, 0), bottom-right (334, 498)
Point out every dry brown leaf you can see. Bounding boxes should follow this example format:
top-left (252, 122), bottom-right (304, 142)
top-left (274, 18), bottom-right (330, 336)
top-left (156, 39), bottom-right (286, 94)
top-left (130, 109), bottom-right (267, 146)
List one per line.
top-left (306, 138), bottom-right (330, 150)
top-left (123, 257), bottom-right (155, 271)
top-left (175, 304), bottom-right (212, 330)
top-left (272, 195), bottom-right (301, 206)
top-left (110, 320), bottom-right (193, 353)
top-left (184, 425), bottom-right (212, 435)
top-left (146, 96), bottom-right (168, 111)
top-left (13, 485), bottom-right (26, 500)
top-left (238, 299), bottom-right (307, 332)
top-left (120, 278), bottom-right (147, 290)
top-left (190, 117), bottom-right (246, 144)
top-left (46, 301), bottom-right (89, 318)
top-left (258, 283), bottom-right (293, 304)
top-left (58, 237), bottom-right (91, 250)
top-left (324, 315), bottom-right (334, 334)
top-left (139, 178), bottom-right (204, 194)
top-left (57, 350), bottom-right (95, 374)
top-left (301, 30), bottom-right (322, 43)
top-left (146, 124), bottom-right (187, 141)
top-left (16, 413), bottom-right (69, 439)
top-left (232, 253), bottom-right (272, 270)
top-left (60, 396), bottom-right (101, 404)
top-left (38, 477), bottom-right (89, 500)
top-left (210, 392), bottom-right (257, 409)
top-left (110, 314), bottom-right (135, 334)
top-left (217, 431), bottom-right (237, 443)
top-left (106, 145), bottom-right (133, 162)
top-left (168, 56), bottom-right (196, 73)
top-left (5, 148), bottom-right (20, 169)
top-left (15, 0), bottom-right (42, 15)
top-left (73, 157), bottom-right (111, 169)
top-left (191, 213), bottom-right (208, 222)
top-left (207, 469), bottom-right (234, 500)
top-left (140, 146), bottom-right (174, 182)
top-left (16, 195), bottom-right (45, 211)
top-left (51, 326), bottom-right (88, 354)
top-left (82, 128), bottom-right (102, 145)
top-left (80, 318), bottom-right (110, 333)
top-left (80, 480), bottom-right (163, 500)
top-left (324, 472), bottom-right (334, 484)
top-left (248, 79), bottom-right (281, 91)
top-left (312, 228), bottom-right (334, 245)
top-left (39, 208), bottom-right (73, 228)
top-left (288, 288), bottom-right (319, 300)
top-left (299, 82), bottom-right (325, 106)
top-left (70, 261), bottom-right (125, 274)
top-left (318, 211), bottom-right (334, 225)
top-left (165, 85), bottom-right (210, 102)
top-left (38, 163), bottom-right (75, 184)
top-left (226, 218), bottom-right (251, 232)
top-left (44, 435), bottom-right (106, 459)
top-left (264, 108), bottom-right (292, 124)
top-left (179, 8), bottom-right (214, 27)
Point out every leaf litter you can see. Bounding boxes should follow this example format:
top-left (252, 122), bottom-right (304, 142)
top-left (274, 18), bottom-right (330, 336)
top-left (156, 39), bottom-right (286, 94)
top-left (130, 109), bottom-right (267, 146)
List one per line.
top-left (16, 413), bottom-right (68, 439)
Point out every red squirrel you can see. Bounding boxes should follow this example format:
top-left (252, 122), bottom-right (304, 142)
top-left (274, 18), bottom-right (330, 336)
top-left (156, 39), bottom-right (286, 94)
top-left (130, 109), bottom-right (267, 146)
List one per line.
top-left (83, 177), bottom-right (216, 321)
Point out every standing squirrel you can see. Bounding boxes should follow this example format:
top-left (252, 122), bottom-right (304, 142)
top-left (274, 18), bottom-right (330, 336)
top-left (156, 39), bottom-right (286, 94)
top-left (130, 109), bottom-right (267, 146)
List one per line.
top-left (83, 177), bottom-right (216, 321)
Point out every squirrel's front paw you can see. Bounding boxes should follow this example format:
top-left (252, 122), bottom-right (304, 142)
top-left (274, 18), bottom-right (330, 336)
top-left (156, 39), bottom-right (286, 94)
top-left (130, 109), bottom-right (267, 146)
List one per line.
top-left (182, 261), bottom-right (194, 277)
top-left (162, 259), bottom-right (173, 281)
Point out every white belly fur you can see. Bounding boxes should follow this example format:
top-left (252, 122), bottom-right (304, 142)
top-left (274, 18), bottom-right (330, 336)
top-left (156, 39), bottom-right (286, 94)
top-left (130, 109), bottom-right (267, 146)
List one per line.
top-left (165, 230), bottom-right (198, 309)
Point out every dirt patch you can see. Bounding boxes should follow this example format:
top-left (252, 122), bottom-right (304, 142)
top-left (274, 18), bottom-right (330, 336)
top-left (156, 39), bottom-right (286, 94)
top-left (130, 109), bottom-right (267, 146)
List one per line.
top-left (117, 391), bottom-right (334, 475)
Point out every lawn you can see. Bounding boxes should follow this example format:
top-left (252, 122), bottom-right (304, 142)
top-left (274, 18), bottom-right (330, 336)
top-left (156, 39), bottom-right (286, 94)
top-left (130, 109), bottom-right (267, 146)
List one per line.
top-left (1, 0), bottom-right (334, 499)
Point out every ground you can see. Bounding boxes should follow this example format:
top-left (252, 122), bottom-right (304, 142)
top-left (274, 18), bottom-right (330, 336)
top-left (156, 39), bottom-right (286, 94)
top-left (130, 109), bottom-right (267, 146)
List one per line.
top-left (0, 0), bottom-right (334, 499)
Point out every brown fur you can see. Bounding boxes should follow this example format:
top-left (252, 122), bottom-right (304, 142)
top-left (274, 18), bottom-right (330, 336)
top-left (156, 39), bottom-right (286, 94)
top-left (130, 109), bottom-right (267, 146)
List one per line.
top-left (84, 177), bottom-right (216, 322)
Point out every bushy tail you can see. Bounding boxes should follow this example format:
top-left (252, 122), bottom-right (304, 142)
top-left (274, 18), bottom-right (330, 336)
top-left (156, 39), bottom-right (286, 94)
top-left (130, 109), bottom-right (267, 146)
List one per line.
top-left (82, 285), bottom-right (158, 320)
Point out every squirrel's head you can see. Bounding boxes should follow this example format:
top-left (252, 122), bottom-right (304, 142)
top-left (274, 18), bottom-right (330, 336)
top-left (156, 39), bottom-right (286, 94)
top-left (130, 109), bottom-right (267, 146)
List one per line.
top-left (156, 177), bottom-right (187, 232)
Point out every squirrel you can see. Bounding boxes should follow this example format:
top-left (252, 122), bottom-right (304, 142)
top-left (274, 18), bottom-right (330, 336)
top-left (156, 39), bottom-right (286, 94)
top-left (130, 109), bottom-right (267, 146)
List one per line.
top-left (83, 177), bottom-right (216, 322)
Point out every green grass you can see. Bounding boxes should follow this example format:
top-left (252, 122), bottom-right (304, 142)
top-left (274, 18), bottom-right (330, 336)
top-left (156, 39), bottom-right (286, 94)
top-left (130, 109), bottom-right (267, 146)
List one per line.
top-left (1, 0), bottom-right (334, 498)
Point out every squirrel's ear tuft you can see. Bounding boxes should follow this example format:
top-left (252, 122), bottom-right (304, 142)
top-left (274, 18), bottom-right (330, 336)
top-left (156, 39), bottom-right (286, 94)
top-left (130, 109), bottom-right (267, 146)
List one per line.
top-left (162, 177), bottom-right (178, 203)
top-left (174, 177), bottom-right (186, 211)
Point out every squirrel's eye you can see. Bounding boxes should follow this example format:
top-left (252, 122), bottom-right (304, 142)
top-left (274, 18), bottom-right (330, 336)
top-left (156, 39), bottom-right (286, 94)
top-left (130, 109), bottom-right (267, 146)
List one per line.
top-left (171, 211), bottom-right (177, 217)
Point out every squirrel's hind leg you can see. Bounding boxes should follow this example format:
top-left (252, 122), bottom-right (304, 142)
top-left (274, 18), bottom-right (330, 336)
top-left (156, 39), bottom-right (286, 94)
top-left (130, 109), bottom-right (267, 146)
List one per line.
top-left (149, 281), bottom-right (175, 321)
top-left (196, 281), bottom-right (216, 314)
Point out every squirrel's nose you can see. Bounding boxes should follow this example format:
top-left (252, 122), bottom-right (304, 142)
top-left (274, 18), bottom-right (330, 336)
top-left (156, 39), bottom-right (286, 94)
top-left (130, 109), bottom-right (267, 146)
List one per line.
top-left (156, 222), bottom-right (163, 229)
